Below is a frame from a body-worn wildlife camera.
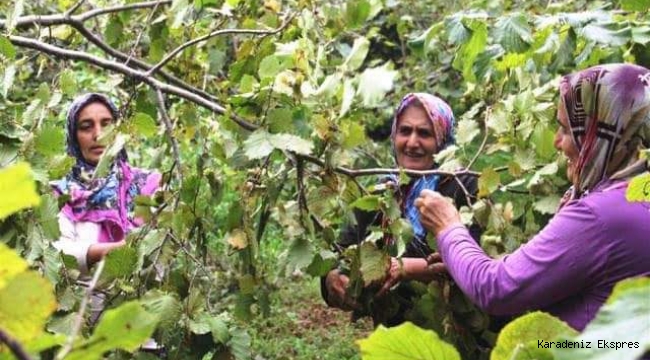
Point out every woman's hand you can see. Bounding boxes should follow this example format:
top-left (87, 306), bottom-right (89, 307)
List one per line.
top-left (87, 240), bottom-right (126, 267)
top-left (376, 256), bottom-right (448, 297)
top-left (324, 269), bottom-right (359, 311)
top-left (415, 189), bottom-right (463, 236)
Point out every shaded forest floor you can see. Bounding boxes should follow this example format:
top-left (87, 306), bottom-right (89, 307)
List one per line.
top-left (249, 276), bottom-right (373, 360)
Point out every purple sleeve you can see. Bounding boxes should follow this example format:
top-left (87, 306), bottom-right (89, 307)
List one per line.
top-left (437, 200), bottom-right (607, 315)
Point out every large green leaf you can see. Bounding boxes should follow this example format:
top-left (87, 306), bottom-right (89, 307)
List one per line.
top-left (553, 278), bottom-right (650, 360)
top-left (491, 311), bottom-right (578, 360)
top-left (357, 64), bottom-right (398, 108)
top-left (0, 36), bottom-right (16, 59)
top-left (0, 162), bottom-right (41, 220)
top-left (132, 112), bottom-right (158, 138)
top-left (359, 242), bottom-right (389, 286)
top-left (494, 13), bottom-right (533, 53)
top-left (101, 246), bottom-right (139, 281)
top-left (343, 37), bottom-right (370, 72)
top-left (243, 130), bottom-right (313, 159)
top-left (621, 0), bottom-right (650, 11)
top-left (453, 19), bottom-right (488, 82)
top-left (626, 172), bottom-right (650, 202)
top-left (66, 301), bottom-right (158, 360)
top-left (0, 258), bottom-right (57, 344)
top-left (357, 322), bottom-right (460, 360)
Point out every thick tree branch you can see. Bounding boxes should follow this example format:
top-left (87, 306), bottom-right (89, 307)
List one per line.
top-left (0, 0), bottom-right (172, 28)
top-left (147, 13), bottom-right (295, 76)
top-left (9, 35), bottom-right (259, 131)
top-left (0, 329), bottom-right (32, 360)
top-left (69, 22), bottom-right (220, 103)
top-left (8, 36), bottom-right (481, 180)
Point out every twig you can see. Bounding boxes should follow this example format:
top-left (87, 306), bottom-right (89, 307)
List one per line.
top-left (451, 174), bottom-right (474, 207)
top-left (0, 329), bottom-right (32, 360)
top-left (64, 0), bottom-right (86, 17)
top-left (154, 89), bottom-right (183, 183)
top-left (147, 13), bottom-right (295, 76)
top-left (124, 1), bottom-right (162, 65)
top-left (467, 106), bottom-right (491, 171)
top-left (56, 260), bottom-right (106, 360)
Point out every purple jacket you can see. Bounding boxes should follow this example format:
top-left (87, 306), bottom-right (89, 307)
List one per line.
top-left (438, 180), bottom-right (650, 330)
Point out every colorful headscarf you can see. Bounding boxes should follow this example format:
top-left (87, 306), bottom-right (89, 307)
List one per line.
top-left (560, 64), bottom-right (650, 198)
top-left (389, 93), bottom-right (456, 255)
top-left (51, 93), bottom-right (161, 243)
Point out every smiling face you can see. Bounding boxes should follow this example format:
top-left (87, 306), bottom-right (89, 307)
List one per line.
top-left (394, 103), bottom-right (438, 170)
top-left (554, 99), bottom-right (580, 184)
top-left (76, 102), bottom-right (114, 165)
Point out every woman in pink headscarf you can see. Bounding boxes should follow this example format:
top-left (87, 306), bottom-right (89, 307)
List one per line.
top-left (417, 63), bottom-right (650, 331)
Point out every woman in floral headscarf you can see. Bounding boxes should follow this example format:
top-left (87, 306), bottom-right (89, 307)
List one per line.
top-left (52, 93), bottom-right (161, 274)
top-left (417, 64), bottom-right (650, 331)
top-left (321, 93), bottom-right (482, 325)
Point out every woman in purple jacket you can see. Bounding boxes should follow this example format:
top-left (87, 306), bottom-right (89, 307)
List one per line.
top-left (416, 63), bottom-right (650, 331)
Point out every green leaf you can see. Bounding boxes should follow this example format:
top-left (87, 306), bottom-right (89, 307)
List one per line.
top-left (2, 64), bottom-right (16, 98)
top-left (267, 108), bottom-right (293, 133)
top-left (37, 193), bottom-right (61, 240)
top-left (259, 55), bottom-right (282, 80)
top-left (533, 195), bottom-right (561, 214)
top-left (620, 0), bottom-right (650, 12)
top-left (456, 119), bottom-right (480, 145)
top-left (453, 19), bottom-right (488, 82)
top-left (478, 167), bottom-right (500, 197)
top-left (339, 79), bottom-right (355, 118)
top-left (581, 23), bottom-right (631, 47)
top-left (287, 238), bottom-right (313, 272)
top-left (343, 37), bottom-right (370, 72)
top-left (553, 278), bottom-right (650, 360)
top-left (58, 69), bottom-right (77, 96)
top-left (0, 36), bottom-right (16, 59)
top-left (626, 172), bottom-right (650, 202)
top-left (357, 322), bottom-right (460, 360)
top-left (243, 130), bottom-right (313, 159)
top-left (6, 0), bottom-right (24, 32)
top-left (351, 195), bottom-right (381, 211)
top-left (340, 121), bottom-right (367, 149)
top-left (0, 162), bottom-right (41, 220)
top-left (345, 0), bottom-right (371, 29)
top-left (306, 250), bottom-right (338, 277)
top-left (132, 112), bottom-right (158, 137)
top-left (228, 327), bottom-right (252, 360)
top-left (0, 243), bottom-right (28, 290)
top-left (67, 301), bottom-right (158, 360)
top-left (357, 64), bottom-right (398, 108)
top-left (491, 311), bottom-right (578, 360)
top-left (494, 13), bottom-right (533, 53)
top-left (94, 133), bottom-right (129, 179)
top-left (35, 124), bottom-right (65, 156)
top-left (359, 242), bottom-right (389, 286)
top-left (0, 268), bottom-right (57, 344)
top-left (140, 290), bottom-right (182, 329)
top-left (102, 246), bottom-right (138, 280)
top-left (104, 17), bottom-right (123, 46)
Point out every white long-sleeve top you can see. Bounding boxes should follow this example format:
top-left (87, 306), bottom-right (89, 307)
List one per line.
top-left (52, 213), bottom-right (101, 274)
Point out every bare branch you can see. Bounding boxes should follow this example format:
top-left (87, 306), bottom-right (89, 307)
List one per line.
top-left (56, 260), bottom-right (106, 360)
top-left (154, 89), bottom-right (183, 183)
top-left (64, 0), bottom-right (86, 17)
top-left (9, 35), bottom-right (259, 131)
top-left (69, 22), bottom-right (221, 103)
top-left (0, 329), bottom-right (32, 360)
top-left (0, 0), bottom-right (172, 29)
top-left (467, 106), bottom-right (491, 171)
top-left (296, 153), bottom-right (480, 178)
top-left (147, 13), bottom-right (295, 76)
top-left (125, 1), bottom-right (163, 65)
top-left (9, 36), bottom-right (481, 180)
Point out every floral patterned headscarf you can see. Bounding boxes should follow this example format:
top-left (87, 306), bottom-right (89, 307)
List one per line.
top-left (560, 63), bottom-right (650, 198)
top-left (388, 93), bottom-right (456, 256)
top-left (51, 93), bottom-right (160, 243)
